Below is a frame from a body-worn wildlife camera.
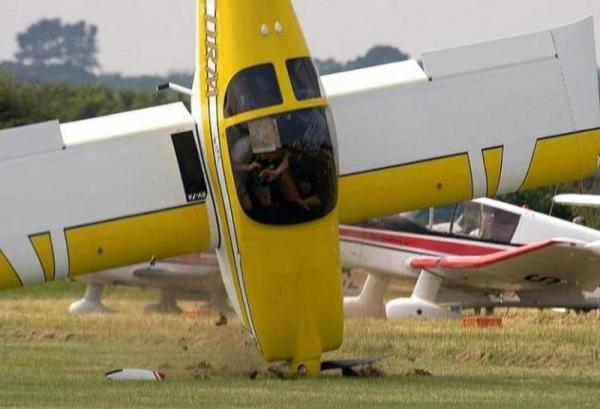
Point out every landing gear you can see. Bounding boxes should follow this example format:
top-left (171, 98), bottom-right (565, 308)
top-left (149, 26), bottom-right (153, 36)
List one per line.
top-left (69, 282), bottom-right (114, 314)
top-left (386, 269), bottom-right (460, 320)
top-left (144, 290), bottom-right (182, 314)
top-left (343, 273), bottom-right (390, 318)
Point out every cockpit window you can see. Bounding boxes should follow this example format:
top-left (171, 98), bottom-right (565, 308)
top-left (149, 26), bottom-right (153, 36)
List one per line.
top-left (224, 64), bottom-right (283, 118)
top-left (286, 57), bottom-right (321, 101)
top-left (452, 202), bottom-right (520, 243)
top-left (227, 106), bottom-right (337, 225)
top-left (404, 205), bottom-right (455, 233)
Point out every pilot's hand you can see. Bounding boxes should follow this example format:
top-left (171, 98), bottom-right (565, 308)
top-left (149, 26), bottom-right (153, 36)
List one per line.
top-left (260, 169), bottom-right (279, 182)
top-left (248, 161), bottom-right (262, 171)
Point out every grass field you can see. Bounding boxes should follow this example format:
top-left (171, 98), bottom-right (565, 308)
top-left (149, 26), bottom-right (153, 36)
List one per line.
top-left (2, 281), bottom-right (600, 408)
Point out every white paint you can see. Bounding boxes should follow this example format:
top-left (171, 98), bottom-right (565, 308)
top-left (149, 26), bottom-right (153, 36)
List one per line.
top-left (554, 194), bottom-right (600, 208)
top-left (422, 30), bottom-right (556, 80)
top-left (0, 121), bottom-right (63, 161)
top-left (320, 60), bottom-right (427, 97)
top-left (105, 369), bottom-right (165, 381)
top-left (325, 18), bottom-right (599, 198)
top-left (0, 103), bottom-right (199, 285)
top-left (61, 103), bottom-right (193, 146)
top-left (274, 21), bottom-right (283, 34)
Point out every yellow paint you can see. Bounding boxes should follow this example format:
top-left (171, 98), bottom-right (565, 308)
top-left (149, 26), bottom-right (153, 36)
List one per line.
top-left (65, 204), bottom-right (210, 277)
top-left (232, 212), bottom-right (343, 375)
top-left (197, 0), bottom-right (343, 376)
top-left (221, 97), bottom-right (327, 129)
top-left (0, 251), bottom-right (21, 290)
top-left (197, 0), bottom-right (251, 330)
top-left (482, 147), bottom-right (503, 197)
top-left (520, 129), bottom-right (600, 191)
top-left (29, 232), bottom-right (55, 281)
top-left (338, 154), bottom-right (473, 224)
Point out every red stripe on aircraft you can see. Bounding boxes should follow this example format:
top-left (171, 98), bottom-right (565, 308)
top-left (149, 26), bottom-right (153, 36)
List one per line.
top-left (409, 239), bottom-right (561, 269)
top-left (339, 226), bottom-right (504, 256)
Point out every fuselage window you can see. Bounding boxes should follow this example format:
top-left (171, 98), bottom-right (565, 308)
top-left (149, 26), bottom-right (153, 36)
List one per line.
top-left (224, 64), bottom-right (283, 118)
top-left (227, 107), bottom-right (337, 225)
top-left (286, 57), bottom-right (322, 101)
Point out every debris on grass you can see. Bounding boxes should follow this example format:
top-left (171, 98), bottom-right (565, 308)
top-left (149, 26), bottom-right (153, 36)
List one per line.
top-left (186, 360), bottom-right (213, 379)
top-left (353, 365), bottom-right (384, 378)
top-left (405, 368), bottom-right (432, 377)
top-left (215, 312), bottom-right (227, 327)
top-left (268, 365), bottom-right (288, 379)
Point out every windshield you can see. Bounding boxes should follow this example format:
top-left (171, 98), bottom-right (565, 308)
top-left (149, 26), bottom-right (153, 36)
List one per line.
top-left (404, 205), bottom-right (456, 233)
top-left (286, 57), bottom-right (321, 100)
top-left (226, 106), bottom-right (337, 225)
top-left (394, 202), bottom-right (520, 244)
top-left (224, 64), bottom-right (283, 118)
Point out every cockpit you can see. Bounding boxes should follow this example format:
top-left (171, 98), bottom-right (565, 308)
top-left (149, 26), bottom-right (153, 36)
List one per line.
top-left (224, 58), bottom-right (337, 225)
top-left (356, 201), bottom-right (522, 245)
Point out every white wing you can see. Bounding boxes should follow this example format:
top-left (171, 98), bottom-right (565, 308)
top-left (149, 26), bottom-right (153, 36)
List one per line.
top-left (326, 18), bottom-right (600, 223)
top-left (409, 239), bottom-right (600, 292)
top-left (0, 103), bottom-right (214, 289)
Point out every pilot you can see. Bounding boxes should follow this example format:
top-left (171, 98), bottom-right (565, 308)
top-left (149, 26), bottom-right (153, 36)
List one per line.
top-left (230, 132), bottom-right (263, 210)
top-left (479, 207), bottom-right (494, 240)
top-left (257, 149), bottom-right (311, 212)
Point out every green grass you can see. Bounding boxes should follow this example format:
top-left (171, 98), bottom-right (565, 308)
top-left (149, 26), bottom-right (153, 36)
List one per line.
top-left (1, 282), bottom-right (600, 408)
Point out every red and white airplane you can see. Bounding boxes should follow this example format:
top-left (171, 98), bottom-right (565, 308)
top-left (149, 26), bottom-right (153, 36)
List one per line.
top-left (341, 198), bottom-right (600, 319)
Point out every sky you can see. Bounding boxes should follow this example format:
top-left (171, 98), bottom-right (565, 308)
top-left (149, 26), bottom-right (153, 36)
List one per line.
top-left (1, 0), bottom-right (600, 76)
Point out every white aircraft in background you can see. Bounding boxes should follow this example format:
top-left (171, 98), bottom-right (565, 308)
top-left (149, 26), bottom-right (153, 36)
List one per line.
top-left (342, 198), bottom-right (600, 319)
top-left (69, 253), bottom-right (226, 314)
top-left (1, 0), bottom-right (600, 375)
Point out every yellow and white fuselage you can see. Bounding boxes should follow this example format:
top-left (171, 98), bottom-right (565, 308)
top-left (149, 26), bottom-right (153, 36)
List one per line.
top-left (0, 1), bottom-right (600, 376)
top-left (193, 0), bottom-right (342, 374)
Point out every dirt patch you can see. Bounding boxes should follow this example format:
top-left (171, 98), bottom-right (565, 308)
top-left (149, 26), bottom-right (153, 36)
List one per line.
top-left (186, 360), bottom-right (213, 379)
top-left (404, 368), bottom-right (433, 377)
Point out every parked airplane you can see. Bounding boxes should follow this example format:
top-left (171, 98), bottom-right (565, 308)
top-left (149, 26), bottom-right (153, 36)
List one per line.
top-left (342, 198), bottom-right (600, 319)
top-left (1, 0), bottom-right (599, 376)
top-left (68, 252), bottom-right (226, 314)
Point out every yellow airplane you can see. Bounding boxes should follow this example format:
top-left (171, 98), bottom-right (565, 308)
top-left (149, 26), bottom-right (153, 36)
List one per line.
top-left (1, 0), bottom-right (600, 377)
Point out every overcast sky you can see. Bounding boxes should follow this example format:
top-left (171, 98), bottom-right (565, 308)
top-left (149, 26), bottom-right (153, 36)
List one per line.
top-left (1, 0), bottom-right (600, 75)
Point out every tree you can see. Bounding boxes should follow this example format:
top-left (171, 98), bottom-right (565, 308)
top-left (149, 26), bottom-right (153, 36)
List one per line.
top-left (313, 58), bottom-right (345, 75)
top-left (345, 45), bottom-right (409, 71)
top-left (0, 72), bottom-right (180, 129)
top-left (15, 18), bottom-right (99, 72)
top-left (314, 45), bottom-right (410, 75)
